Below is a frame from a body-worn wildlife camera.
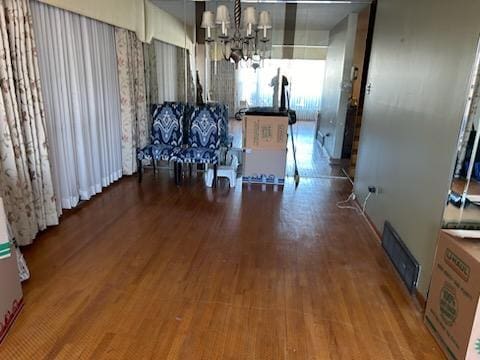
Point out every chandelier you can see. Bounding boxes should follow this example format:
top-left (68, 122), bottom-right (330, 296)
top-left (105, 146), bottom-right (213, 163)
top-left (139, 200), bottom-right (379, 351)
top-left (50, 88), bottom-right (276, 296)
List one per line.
top-left (201, 0), bottom-right (272, 68)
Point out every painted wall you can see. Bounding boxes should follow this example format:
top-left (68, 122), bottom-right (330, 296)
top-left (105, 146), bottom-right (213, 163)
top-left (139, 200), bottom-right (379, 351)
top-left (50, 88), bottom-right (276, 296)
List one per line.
top-left (271, 29), bottom-right (329, 60)
top-left (354, 0), bottom-right (480, 296)
top-left (318, 14), bottom-right (358, 159)
top-left (144, 0), bottom-right (193, 49)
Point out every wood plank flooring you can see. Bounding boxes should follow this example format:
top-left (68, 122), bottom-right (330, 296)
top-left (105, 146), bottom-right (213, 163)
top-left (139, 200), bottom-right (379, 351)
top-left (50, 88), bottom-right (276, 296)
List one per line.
top-left (0, 173), bottom-right (443, 359)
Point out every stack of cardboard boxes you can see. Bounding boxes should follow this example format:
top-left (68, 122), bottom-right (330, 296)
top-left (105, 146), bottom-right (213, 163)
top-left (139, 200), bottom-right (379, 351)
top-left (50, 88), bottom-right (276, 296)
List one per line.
top-left (242, 114), bottom-right (289, 185)
top-left (425, 229), bottom-right (480, 360)
top-left (0, 198), bottom-right (23, 344)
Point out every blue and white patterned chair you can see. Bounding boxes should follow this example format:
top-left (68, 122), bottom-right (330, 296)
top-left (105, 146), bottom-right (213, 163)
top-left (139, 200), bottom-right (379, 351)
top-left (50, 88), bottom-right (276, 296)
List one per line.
top-left (177, 105), bottom-right (222, 185)
top-left (137, 102), bottom-right (184, 183)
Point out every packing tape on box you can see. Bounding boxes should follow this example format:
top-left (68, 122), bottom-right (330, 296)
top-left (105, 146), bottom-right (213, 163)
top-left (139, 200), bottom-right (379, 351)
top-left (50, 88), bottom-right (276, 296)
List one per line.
top-left (0, 198), bottom-right (11, 260)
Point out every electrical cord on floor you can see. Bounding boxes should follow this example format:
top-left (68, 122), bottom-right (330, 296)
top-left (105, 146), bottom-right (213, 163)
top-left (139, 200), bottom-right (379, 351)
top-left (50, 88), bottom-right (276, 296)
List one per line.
top-left (336, 193), bottom-right (358, 212)
top-left (336, 191), bottom-right (372, 216)
top-left (360, 192), bottom-right (372, 215)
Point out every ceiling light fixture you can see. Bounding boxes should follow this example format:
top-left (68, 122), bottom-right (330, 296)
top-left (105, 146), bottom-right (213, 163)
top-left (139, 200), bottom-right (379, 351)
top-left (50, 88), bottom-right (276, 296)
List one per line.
top-left (201, 0), bottom-right (272, 68)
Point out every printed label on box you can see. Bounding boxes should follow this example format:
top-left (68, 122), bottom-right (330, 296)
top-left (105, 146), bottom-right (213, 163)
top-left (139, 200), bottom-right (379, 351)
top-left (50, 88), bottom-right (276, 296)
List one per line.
top-left (244, 115), bottom-right (289, 150)
top-left (440, 282), bottom-right (458, 326)
top-left (445, 248), bottom-right (470, 281)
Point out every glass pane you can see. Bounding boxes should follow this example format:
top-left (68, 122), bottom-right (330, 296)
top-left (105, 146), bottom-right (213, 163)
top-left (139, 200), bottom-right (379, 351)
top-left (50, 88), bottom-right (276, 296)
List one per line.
top-left (235, 59), bottom-right (326, 121)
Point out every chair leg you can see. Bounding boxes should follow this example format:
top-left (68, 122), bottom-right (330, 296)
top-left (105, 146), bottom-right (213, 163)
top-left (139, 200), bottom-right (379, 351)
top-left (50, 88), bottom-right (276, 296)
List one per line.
top-left (188, 163), bottom-right (192, 177)
top-left (213, 163), bottom-right (218, 188)
top-left (177, 163), bottom-right (183, 185)
top-left (174, 162), bottom-right (178, 185)
top-left (138, 159), bottom-right (143, 183)
top-left (152, 159), bottom-right (156, 175)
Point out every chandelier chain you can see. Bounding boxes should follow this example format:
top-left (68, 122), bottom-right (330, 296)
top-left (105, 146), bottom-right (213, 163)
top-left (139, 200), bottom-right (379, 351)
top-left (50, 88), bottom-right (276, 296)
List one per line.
top-left (234, 0), bottom-right (241, 30)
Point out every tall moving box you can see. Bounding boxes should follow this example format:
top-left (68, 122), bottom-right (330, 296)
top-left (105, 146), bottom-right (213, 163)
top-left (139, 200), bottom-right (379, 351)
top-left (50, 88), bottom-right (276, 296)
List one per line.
top-left (243, 149), bottom-right (288, 185)
top-left (242, 114), bottom-right (289, 185)
top-left (0, 198), bottom-right (23, 344)
top-left (425, 230), bottom-right (480, 360)
top-left (243, 115), bottom-right (289, 150)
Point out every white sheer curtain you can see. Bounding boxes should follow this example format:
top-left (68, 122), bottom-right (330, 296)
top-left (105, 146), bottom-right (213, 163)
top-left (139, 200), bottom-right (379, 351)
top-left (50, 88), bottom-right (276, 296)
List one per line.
top-left (154, 40), bottom-right (178, 103)
top-left (236, 59), bottom-right (325, 121)
top-left (31, 1), bottom-right (122, 210)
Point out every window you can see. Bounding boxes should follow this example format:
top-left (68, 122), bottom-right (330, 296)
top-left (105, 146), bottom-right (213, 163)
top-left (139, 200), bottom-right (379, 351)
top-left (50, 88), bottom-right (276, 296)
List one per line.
top-left (236, 59), bottom-right (325, 121)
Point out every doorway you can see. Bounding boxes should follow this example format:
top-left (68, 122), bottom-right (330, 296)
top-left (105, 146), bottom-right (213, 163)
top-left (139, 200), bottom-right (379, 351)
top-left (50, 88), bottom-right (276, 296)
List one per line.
top-left (317, 2), bottom-right (376, 179)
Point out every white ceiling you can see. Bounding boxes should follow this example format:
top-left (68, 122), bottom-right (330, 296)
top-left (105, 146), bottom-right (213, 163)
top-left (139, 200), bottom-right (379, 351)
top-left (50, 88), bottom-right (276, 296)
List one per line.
top-left (151, 1), bottom-right (371, 31)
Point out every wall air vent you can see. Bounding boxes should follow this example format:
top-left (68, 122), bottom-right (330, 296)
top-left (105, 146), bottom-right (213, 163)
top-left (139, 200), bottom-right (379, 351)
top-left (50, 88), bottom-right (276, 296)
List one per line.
top-left (381, 221), bottom-right (420, 293)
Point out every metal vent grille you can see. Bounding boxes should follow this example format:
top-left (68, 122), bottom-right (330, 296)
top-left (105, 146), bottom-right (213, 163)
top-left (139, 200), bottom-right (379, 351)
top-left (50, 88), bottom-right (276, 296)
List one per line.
top-left (382, 221), bottom-right (420, 293)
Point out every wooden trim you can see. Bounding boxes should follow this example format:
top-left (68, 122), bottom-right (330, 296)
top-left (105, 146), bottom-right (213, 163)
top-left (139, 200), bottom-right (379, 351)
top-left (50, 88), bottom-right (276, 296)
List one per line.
top-left (358, 0), bottom-right (377, 111)
top-left (415, 289), bottom-right (427, 311)
top-left (354, 198), bottom-right (382, 241)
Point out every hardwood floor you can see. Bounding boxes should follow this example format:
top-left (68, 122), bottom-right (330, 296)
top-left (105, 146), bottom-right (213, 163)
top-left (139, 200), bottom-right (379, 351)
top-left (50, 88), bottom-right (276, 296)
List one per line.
top-left (0, 172), bottom-right (443, 359)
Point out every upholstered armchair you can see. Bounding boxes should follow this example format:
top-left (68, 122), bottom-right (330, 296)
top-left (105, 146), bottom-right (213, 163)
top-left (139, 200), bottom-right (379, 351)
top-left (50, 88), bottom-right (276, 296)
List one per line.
top-left (137, 102), bottom-right (185, 183)
top-left (177, 104), bottom-right (222, 186)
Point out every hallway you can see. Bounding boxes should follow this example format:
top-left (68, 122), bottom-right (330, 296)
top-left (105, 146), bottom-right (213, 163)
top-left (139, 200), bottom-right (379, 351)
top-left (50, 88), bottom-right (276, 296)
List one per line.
top-left (286, 121), bottom-right (348, 179)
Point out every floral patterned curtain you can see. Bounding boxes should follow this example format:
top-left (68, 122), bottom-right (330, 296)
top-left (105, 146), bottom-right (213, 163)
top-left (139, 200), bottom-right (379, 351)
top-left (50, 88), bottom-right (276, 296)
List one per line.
top-left (0, 0), bottom-right (58, 245)
top-left (114, 28), bottom-right (148, 175)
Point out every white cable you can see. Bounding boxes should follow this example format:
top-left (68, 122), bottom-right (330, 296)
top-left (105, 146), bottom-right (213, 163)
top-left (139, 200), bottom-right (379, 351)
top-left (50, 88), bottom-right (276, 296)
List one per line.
top-left (336, 191), bottom-right (372, 216)
top-left (360, 192), bottom-right (372, 215)
top-left (336, 192), bottom-right (359, 212)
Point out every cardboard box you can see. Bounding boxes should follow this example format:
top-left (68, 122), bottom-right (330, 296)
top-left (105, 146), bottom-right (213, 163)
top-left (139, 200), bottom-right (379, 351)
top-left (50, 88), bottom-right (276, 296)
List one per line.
top-left (242, 149), bottom-right (287, 185)
top-left (425, 230), bottom-right (480, 360)
top-left (0, 198), bottom-right (23, 344)
top-left (243, 115), bottom-right (289, 150)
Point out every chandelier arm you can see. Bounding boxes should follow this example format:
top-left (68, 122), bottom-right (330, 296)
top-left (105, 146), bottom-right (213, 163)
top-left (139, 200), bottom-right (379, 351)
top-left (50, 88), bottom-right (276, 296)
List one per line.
top-left (221, 40), bottom-right (232, 62)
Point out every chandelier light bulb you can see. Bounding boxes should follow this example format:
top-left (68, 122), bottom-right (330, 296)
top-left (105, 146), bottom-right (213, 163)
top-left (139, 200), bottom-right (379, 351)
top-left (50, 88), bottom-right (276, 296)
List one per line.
top-left (215, 5), bottom-right (230, 37)
top-left (201, 11), bottom-right (216, 40)
top-left (243, 7), bottom-right (257, 37)
top-left (258, 10), bottom-right (272, 38)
